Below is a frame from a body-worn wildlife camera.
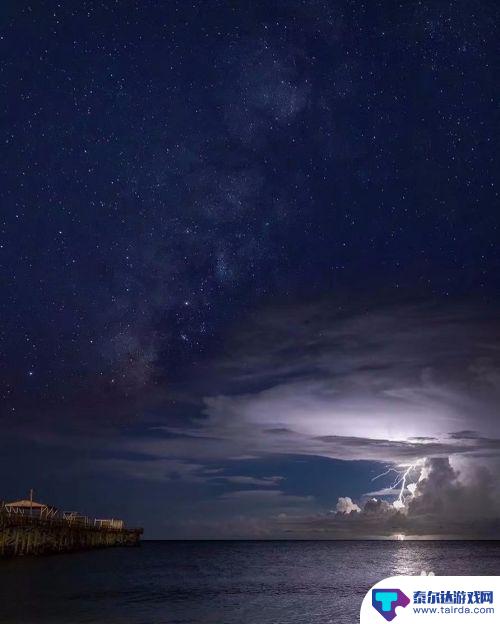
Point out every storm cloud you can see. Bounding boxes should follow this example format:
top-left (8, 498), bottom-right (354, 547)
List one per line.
top-left (274, 457), bottom-right (500, 539)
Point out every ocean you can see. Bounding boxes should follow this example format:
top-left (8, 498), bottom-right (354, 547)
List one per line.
top-left (0, 541), bottom-right (499, 623)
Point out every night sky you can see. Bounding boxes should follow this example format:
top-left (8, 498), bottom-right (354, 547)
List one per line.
top-left (1, 1), bottom-right (499, 538)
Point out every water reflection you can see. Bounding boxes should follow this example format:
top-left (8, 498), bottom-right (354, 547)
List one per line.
top-left (390, 541), bottom-right (432, 576)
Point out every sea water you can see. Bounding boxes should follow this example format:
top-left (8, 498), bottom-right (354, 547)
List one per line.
top-left (0, 541), bottom-right (499, 623)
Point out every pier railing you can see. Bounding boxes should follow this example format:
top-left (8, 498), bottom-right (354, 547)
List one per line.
top-left (0, 503), bottom-right (143, 557)
top-left (0, 503), bottom-right (142, 534)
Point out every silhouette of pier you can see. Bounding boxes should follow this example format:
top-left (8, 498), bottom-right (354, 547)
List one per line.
top-left (0, 492), bottom-right (142, 557)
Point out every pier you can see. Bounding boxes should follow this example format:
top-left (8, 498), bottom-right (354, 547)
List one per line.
top-left (0, 494), bottom-right (142, 557)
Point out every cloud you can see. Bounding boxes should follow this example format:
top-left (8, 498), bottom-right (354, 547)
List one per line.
top-left (214, 475), bottom-right (284, 487)
top-left (336, 496), bottom-right (361, 514)
top-left (88, 458), bottom-right (209, 483)
top-left (219, 489), bottom-right (312, 505)
top-left (274, 457), bottom-right (500, 538)
top-left (187, 301), bottom-right (500, 465)
top-left (40, 300), bottom-right (500, 463)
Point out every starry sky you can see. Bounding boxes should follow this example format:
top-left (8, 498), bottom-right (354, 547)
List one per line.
top-left (1, 1), bottom-right (499, 538)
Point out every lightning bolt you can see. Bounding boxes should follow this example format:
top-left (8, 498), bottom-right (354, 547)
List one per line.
top-left (371, 467), bottom-right (400, 482)
top-left (393, 464), bottom-right (416, 509)
top-left (372, 460), bottom-right (424, 509)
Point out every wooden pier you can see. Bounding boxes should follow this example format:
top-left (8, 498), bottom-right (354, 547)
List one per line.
top-left (0, 497), bottom-right (142, 558)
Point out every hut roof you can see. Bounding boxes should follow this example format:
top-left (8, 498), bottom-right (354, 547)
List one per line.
top-left (5, 499), bottom-right (58, 511)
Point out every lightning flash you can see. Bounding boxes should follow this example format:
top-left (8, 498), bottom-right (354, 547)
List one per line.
top-left (372, 459), bottom-right (424, 510)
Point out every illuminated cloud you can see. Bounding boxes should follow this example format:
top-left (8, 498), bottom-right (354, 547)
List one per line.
top-left (336, 497), bottom-right (361, 514)
top-left (281, 457), bottom-right (500, 538)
